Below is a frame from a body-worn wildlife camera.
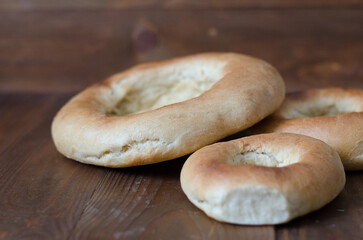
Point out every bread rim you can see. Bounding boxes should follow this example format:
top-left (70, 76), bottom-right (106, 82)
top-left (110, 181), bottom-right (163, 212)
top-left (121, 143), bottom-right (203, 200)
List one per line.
top-left (180, 133), bottom-right (346, 225)
top-left (51, 52), bottom-right (285, 167)
top-left (251, 87), bottom-right (363, 170)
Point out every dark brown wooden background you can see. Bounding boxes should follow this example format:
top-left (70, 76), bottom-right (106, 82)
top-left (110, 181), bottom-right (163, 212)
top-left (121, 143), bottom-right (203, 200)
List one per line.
top-left (0, 1), bottom-right (362, 239)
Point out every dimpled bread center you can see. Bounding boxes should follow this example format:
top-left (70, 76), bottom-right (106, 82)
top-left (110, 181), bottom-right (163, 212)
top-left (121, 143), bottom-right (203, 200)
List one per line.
top-left (228, 147), bottom-right (299, 167)
top-left (282, 98), bottom-right (360, 119)
top-left (108, 59), bottom-right (226, 116)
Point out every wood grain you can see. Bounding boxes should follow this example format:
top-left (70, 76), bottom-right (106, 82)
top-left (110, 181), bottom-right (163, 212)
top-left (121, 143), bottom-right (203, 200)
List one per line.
top-left (1, 10), bottom-right (363, 93)
top-left (0, 94), bottom-right (107, 240)
top-left (276, 172), bottom-right (363, 240)
top-left (1, 1), bottom-right (363, 239)
top-left (0, 93), bottom-right (362, 239)
top-left (0, 93), bottom-right (68, 155)
top-left (0, 0), bottom-right (362, 11)
top-left (68, 160), bottom-right (276, 240)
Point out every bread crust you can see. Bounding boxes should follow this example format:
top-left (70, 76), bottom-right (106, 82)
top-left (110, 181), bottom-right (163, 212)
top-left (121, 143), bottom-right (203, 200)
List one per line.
top-left (252, 88), bottom-right (363, 170)
top-left (51, 53), bottom-right (285, 167)
top-left (180, 133), bottom-right (345, 225)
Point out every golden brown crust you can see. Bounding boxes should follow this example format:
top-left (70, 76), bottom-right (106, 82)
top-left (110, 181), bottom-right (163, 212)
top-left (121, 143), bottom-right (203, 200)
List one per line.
top-left (252, 88), bottom-right (363, 170)
top-left (51, 52), bottom-right (285, 167)
top-left (180, 133), bottom-right (345, 225)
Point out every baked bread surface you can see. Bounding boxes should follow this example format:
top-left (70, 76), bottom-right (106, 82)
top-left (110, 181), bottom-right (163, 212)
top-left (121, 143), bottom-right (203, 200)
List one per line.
top-left (180, 133), bottom-right (345, 225)
top-left (253, 88), bottom-right (363, 170)
top-left (51, 53), bottom-right (285, 167)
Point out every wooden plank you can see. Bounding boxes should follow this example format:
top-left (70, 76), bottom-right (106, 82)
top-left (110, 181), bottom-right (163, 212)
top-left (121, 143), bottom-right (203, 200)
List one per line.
top-left (1, 10), bottom-right (363, 93)
top-left (68, 158), bottom-right (275, 240)
top-left (1, 6), bottom-right (363, 239)
top-left (0, 93), bottom-right (276, 239)
top-left (0, 94), bottom-right (362, 238)
top-left (0, 0), bottom-right (362, 11)
top-left (276, 172), bottom-right (363, 240)
top-left (0, 93), bottom-right (59, 154)
top-left (0, 94), bottom-right (107, 239)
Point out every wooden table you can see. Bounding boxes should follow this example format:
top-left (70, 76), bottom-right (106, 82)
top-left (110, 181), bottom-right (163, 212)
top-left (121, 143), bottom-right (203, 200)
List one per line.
top-left (1, 1), bottom-right (362, 239)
